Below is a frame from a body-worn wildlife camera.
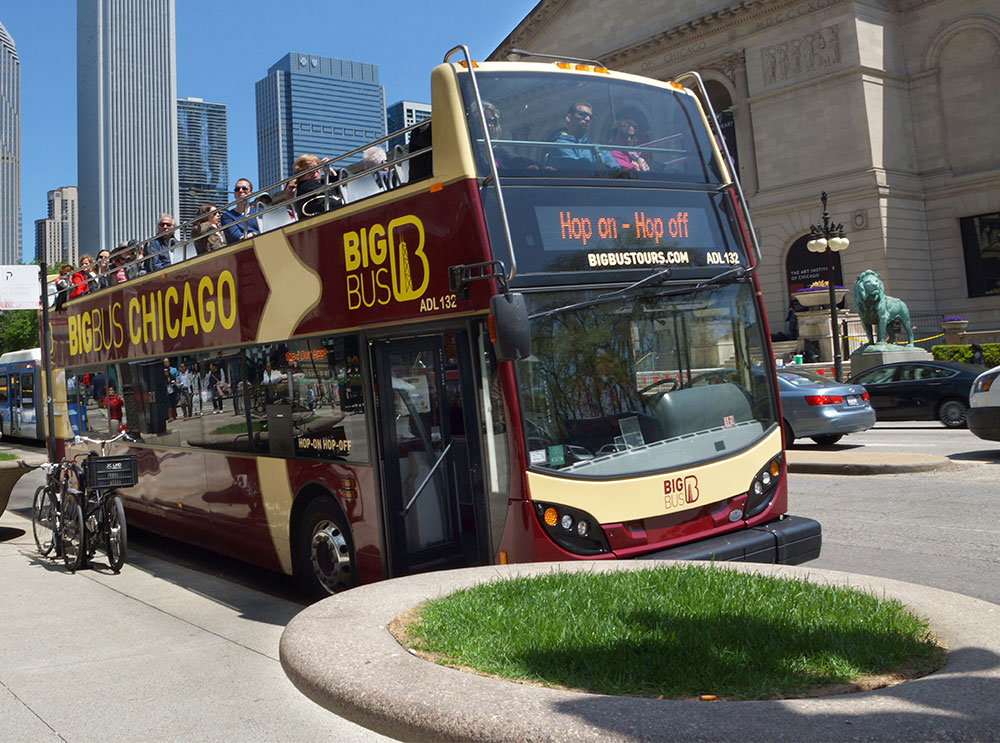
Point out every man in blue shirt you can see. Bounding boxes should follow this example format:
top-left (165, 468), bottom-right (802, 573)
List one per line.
top-left (548, 102), bottom-right (617, 172)
top-left (221, 178), bottom-right (260, 244)
top-left (148, 214), bottom-right (176, 271)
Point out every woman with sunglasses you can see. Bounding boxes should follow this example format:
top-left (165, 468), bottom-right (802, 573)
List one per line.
top-left (608, 119), bottom-right (650, 173)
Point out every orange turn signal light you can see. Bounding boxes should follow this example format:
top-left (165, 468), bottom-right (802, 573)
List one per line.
top-left (543, 507), bottom-right (558, 526)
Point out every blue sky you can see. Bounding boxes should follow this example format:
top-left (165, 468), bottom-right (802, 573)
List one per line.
top-left (2, 0), bottom-right (537, 262)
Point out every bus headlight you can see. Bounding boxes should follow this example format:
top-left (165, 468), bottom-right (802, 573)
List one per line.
top-left (745, 454), bottom-right (782, 518)
top-left (533, 502), bottom-right (610, 555)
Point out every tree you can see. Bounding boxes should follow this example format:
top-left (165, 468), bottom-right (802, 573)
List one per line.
top-left (0, 310), bottom-right (40, 355)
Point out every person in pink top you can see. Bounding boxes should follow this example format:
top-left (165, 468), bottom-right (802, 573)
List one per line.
top-left (608, 119), bottom-right (649, 173)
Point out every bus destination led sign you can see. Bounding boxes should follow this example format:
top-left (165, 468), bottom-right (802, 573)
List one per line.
top-left (533, 205), bottom-right (742, 269)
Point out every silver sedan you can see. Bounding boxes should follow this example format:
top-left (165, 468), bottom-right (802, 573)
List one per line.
top-left (778, 368), bottom-right (876, 446)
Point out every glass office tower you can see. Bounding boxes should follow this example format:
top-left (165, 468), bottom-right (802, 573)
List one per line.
top-left (0, 20), bottom-right (20, 264)
top-left (255, 52), bottom-right (386, 189)
top-left (177, 97), bottom-right (228, 237)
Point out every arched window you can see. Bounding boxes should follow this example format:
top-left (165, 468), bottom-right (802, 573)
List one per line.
top-left (785, 234), bottom-right (844, 306)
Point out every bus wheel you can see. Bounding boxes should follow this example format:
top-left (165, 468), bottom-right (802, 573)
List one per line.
top-left (296, 497), bottom-right (355, 597)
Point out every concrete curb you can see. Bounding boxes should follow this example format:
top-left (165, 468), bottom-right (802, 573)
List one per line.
top-left (280, 561), bottom-right (1000, 743)
top-left (785, 452), bottom-right (951, 475)
top-left (0, 457), bottom-right (45, 517)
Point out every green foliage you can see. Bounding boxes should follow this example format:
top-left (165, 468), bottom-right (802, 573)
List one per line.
top-left (0, 310), bottom-right (40, 356)
top-left (0, 453), bottom-right (17, 461)
top-left (932, 343), bottom-right (1000, 367)
top-left (407, 565), bottom-right (944, 700)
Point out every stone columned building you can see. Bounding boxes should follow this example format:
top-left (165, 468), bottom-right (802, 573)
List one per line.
top-left (492, 0), bottom-right (1000, 333)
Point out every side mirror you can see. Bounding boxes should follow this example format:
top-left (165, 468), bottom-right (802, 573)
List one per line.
top-left (489, 293), bottom-right (531, 362)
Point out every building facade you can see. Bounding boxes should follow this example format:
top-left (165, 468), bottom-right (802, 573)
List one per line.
top-left (177, 97), bottom-right (228, 237)
top-left (77, 0), bottom-right (179, 253)
top-left (492, 0), bottom-right (1000, 332)
top-left (34, 186), bottom-right (79, 266)
top-left (255, 53), bottom-right (386, 189)
top-left (0, 20), bottom-right (20, 264)
top-left (386, 100), bottom-right (432, 150)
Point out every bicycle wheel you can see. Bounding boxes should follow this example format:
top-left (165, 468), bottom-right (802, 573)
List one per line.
top-left (60, 493), bottom-right (85, 573)
top-left (31, 485), bottom-right (59, 556)
top-left (103, 494), bottom-right (127, 572)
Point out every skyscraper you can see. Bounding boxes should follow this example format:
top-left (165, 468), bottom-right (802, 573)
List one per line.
top-left (34, 186), bottom-right (79, 266)
top-left (177, 97), bottom-right (228, 236)
top-left (255, 53), bottom-right (386, 189)
top-left (77, 0), bottom-right (179, 253)
top-left (386, 100), bottom-right (431, 150)
top-left (0, 20), bottom-right (20, 264)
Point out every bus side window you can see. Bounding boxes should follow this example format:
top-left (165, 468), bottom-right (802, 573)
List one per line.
top-left (20, 373), bottom-right (33, 402)
top-left (0, 374), bottom-right (7, 403)
top-left (255, 335), bottom-right (368, 464)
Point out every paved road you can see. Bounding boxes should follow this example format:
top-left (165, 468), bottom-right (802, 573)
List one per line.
top-left (789, 423), bottom-right (1000, 605)
top-left (0, 469), bottom-right (395, 743)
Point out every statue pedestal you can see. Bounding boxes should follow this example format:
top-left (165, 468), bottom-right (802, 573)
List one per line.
top-left (796, 309), bottom-right (852, 363)
top-left (849, 346), bottom-right (932, 376)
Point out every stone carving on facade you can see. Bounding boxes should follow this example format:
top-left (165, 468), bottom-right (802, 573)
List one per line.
top-left (762, 25), bottom-right (840, 85)
top-left (715, 51), bottom-right (747, 84)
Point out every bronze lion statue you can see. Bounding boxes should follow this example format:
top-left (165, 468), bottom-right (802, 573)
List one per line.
top-left (853, 270), bottom-right (914, 346)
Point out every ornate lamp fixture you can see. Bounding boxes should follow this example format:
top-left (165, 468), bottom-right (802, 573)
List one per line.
top-left (806, 192), bottom-right (850, 381)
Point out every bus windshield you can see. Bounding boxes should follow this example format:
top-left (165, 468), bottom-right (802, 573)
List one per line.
top-left (459, 70), bottom-right (723, 184)
top-left (517, 282), bottom-right (777, 477)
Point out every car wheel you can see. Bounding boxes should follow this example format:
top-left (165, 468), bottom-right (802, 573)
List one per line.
top-left (937, 398), bottom-right (968, 428)
top-left (783, 420), bottom-right (794, 447)
top-left (810, 434), bottom-right (843, 446)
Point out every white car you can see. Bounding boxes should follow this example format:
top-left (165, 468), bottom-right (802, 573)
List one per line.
top-left (967, 364), bottom-right (1000, 442)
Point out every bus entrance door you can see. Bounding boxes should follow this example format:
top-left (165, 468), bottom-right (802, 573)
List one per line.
top-left (373, 330), bottom-right (488, 577)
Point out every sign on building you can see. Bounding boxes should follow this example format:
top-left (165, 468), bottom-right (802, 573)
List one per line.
top-left (0, 265), bottom-right (42, 310)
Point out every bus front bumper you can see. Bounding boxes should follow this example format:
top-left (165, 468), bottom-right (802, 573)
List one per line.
top-left (635, 515), bottom-right (821, 566)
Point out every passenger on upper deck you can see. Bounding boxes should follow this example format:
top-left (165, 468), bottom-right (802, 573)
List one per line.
top-left (94, 249), bottom-right (113, 290)
top-left (362, 146), bottom-right (395, 190)
top-left (221, 178), bottom-right (260, 244)
top-left (480, 102), bottom-right (539, 174)
top-left (548, 101), bottom-right (617, 172)
top-left (192, 204), bottom-right (225, 255)
top-left (70, 255), bottom-right (94, 299)
top-left (149, 214), bottom-right (176, 271)
top-left (293, 154), bottom-right (339, 219)
top-left (607, 119), bottom-right (650, 173)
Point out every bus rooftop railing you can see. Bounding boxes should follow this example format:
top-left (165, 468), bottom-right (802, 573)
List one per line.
top-left (57, 118), bottom-right (432, 305)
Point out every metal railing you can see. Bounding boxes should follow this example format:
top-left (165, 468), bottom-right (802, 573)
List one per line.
top-left (52, 118), bottom-right (432, 306)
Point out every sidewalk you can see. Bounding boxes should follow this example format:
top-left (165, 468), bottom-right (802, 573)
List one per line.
top-left (0, 471), bottom-right (392, 743)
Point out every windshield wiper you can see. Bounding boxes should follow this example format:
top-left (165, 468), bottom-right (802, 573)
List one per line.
top-left (529, 268), bottom-right (672, 320)
top-left (692, 264), bottom-right (747, 289)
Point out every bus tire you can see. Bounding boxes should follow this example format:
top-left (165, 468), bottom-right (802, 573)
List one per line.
top-left (295, 496), bottom-right (355, 598)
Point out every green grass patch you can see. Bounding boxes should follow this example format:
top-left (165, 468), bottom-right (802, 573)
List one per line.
top-left (404, 565), bottom-right (944, 700)
top-left (0, 453), bottom-right (16, 461)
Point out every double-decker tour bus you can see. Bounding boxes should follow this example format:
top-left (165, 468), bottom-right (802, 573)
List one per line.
top-left (47, 47), bottom-right (820, 595)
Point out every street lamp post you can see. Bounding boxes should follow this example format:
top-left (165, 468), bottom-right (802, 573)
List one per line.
top-left (806, 192), bottom-right (850, 382)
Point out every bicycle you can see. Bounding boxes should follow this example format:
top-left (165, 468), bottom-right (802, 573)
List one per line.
top-left (62, 431), bottom-right (138, 573)
top-left (26, 458), bottom-right (74, 558)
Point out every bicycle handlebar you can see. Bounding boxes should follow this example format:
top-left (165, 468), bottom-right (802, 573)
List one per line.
top-left (73, 431), bottom-right (136, 447)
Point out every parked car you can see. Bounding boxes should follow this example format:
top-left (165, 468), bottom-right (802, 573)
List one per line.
top-left (967, 364), bottom-right (1000, 442)
top-left (777, 368), bottom-right (876, 446)
top-left (847, 360), bottom-right (980, 428)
